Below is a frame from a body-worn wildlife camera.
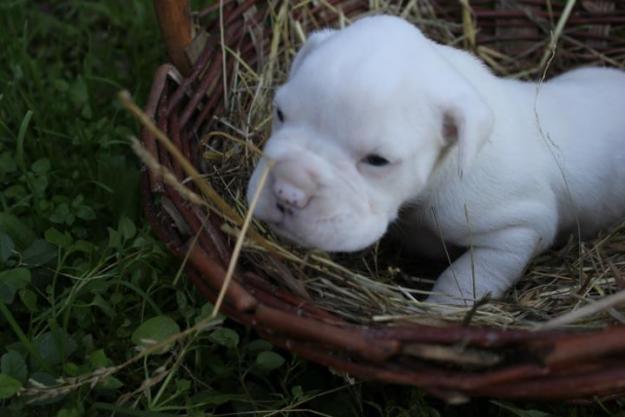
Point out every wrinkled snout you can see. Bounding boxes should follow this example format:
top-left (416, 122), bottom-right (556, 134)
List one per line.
top-left (271, 160), bottom-right (318, 214)
top-left (247, 151), bottom-right (391, 252)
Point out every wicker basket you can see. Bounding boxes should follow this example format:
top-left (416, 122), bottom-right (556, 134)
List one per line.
top-left (143, 0), bottom-right (625, 402)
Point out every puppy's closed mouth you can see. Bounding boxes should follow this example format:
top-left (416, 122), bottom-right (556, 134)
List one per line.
top-left (268, 212), bottom-right (353, 248)
top-left (267, 221), bottom-right (309, 248)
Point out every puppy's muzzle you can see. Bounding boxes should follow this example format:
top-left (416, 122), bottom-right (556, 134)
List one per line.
top-left (271, 160), bottom-right (318, 215)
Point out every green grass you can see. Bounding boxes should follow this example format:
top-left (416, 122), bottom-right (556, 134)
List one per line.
top-left (0, 1), bottom-right (624, 416)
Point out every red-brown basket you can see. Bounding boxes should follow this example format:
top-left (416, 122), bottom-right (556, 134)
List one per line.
top-left (142, 0), bottom-right (625, 402)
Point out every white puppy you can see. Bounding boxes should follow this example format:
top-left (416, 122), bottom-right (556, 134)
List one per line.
top-left (246, 15), bottom-right (625, 305)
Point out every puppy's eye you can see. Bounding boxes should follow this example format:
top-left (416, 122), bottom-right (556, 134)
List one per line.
top-left (362, 154), bottom-right (390, 167)
top-left (276, 107), bottom-right (285, 123)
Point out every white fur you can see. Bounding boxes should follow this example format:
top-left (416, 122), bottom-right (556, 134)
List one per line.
top-left (246, 15), bottom-right (625, 305)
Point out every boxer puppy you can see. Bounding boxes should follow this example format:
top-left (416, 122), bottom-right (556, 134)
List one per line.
top-left (246, 15), bottom-right (625, 305)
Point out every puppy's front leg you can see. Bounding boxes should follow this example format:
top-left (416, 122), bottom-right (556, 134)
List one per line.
top-left (426, 227), bottom-right (543, 306)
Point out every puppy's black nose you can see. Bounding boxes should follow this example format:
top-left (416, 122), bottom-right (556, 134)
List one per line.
top-left (276, 203), bottom-right (286, 213)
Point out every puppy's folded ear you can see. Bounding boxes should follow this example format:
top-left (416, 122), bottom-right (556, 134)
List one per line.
top-left (439, 80), bottom-right (494, 174)
top-left (289, 29), bottom-right (336, 78)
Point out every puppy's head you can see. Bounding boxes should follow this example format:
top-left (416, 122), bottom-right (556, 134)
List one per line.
top-left (247, 15), bottom-right (493, 252)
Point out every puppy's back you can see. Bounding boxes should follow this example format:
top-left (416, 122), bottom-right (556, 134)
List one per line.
top-left (540, 67), bottom-right (625, 236)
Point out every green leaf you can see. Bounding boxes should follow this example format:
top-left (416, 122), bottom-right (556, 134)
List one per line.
top-left (34, 329), bottom-right (78, 366)
top-left (91, 294), bottom-right (115, 319)
top-left (175, 378), bottom-right (191, 393)
top-left (45, 227), bottom-right (73, 248)
top-left (64, 362), bottom-right (81, 377)
top-left (245, 339), bottom-right (273, 353)
top-left (107, 227), bottom-right (121, 249)
top-left (118, 216), bottom-right (136, 240)
top-left (0, 373), bottom-right (22, 399)
top-left (0, 268), bottom-right (31, 303)
top-left (75, 205), bottom-right (96, 221)
top-left (176, 290), bottom-right (188, 310)
top-left (1, 351), bottom-right (28, 383)
top-left (69, 76), bottom-right (88, 107)
top-left (30, 173), bottom-right (49, 195)
top-left (18, 288), bottom-right (38, 312)
top-left (22, 239), bottom-right (57, 266)
top-left (195, 302), bottom-right (220, 322)
top-left (88, 349), bottom-right (111, 369)
top-left (82, 335), bottom-right (95, 353)
top-left (72, 195), bottom-right (84, 206)
top-left (0, 151), bottom-right (17, 175)
top-left (31, 158), bottom-right (51, 174)
top-left (29, 371), bottom-right (56, 387)
top-left (50, 203), bottom-right (75, 225)
top-left (0, 232), bottom-right (14, 262)
top-left (97, 376), bottom-right (123, 390)
top-left (131, 315), bottom-right (180, 354)
top-left (16, 110), bottom-right (33, 172)
top-left (57, 406), bottom-right (83, 417)
top-left (291, 385), bottom-right (303, 400)
top-left (72, 240), bottom-right (96, 254)
top-left (208, 328), bottom-right (239, 349)
top-left (0, 213), bottom-right (36, 249)
top-left (96, 154), bottom-right (140, 220)
top-left (53, 79), bottom-right (69, 92)
top-left (4, 185), bottom-right (26, 200)
top-left (255, 351), bottom-right (285, 372)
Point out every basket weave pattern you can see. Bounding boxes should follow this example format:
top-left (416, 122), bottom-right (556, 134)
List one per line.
top-left (142, 0), bottom-right (625, 401)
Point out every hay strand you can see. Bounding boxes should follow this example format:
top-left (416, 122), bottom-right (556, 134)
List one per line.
top-left (212, 160), bottom-right (274, 318)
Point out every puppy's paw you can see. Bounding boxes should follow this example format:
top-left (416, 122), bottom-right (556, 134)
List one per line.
top-left (424, 292), bottom-right (495, 319)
